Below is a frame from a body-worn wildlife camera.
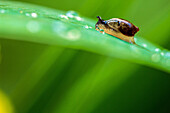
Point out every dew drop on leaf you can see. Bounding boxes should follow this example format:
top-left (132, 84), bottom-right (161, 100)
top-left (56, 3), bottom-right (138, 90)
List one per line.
top-left (66, 29), bottom-right (81, 41)
top-left (163, 52), bottom-right (170, 67)
top-left (160, 52), bottom-right (164, 56)
top-left (155, 48), bottom-right (160, 52)
top-left (31, 12), bottom-right (38, 18)
top-left (142, 43), bottom-right (147, 48)
top-left (26, 21), bottom-right (40, 33)
top-left (53, 21), bottom-right (67, 34)
top-left (0, 9), bottom-right (5, 13)
top-left (25, 13), bottom-right (30, 16)
top-left (53, 21), bottom-right (80, 40)
top-left (165, 52), bottom-right (170, 58)
top-left (151, 53), bottom-right (161, 62)
top-left (59, 14), bottom-right (69, 20)
top-left (99, 29), bottom-right (105, 34)
top-left (65, 11), bottom-right (83, 21)
top-left (75, 16), bottom-right (83, 21)
top-left (84, 25), bottom-right (92, 29)
top-left (66, 11), bottom-right (79, 18)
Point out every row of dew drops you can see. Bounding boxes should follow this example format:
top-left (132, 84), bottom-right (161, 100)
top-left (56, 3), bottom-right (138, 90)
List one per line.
top-left (0, 7), bottom-right (93, 39)
top-left (0, 7), bottom-right (170, 68)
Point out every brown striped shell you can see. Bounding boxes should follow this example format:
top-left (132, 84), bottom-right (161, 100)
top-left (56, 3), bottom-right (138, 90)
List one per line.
top-left (95, 16), bottom-right (139, 44)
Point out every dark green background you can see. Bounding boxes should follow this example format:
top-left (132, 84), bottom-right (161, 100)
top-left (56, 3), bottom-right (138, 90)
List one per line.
top-left (0, 0), bottom-right (170, 113)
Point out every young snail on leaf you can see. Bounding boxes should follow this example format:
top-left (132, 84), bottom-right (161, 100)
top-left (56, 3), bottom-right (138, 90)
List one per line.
top-left (95, 16), bottom-right (139, 44)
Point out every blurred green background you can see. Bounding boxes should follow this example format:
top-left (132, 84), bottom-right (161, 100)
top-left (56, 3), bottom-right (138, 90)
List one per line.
top-left (0, 0), bottom-right (170, 113)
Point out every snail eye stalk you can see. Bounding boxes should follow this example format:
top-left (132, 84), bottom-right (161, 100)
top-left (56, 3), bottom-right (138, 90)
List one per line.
top-left (97, 16), bottom-right (105, 24)
top-left (117, 21), bottom-right (120, 26)
top-left (97, 16), bottom-right (102, 21)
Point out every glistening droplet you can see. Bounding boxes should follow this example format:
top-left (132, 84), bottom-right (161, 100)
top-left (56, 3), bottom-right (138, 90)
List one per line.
top-left (26, 21), bottom-right (40, 33)
top-left (151, 54), bottom-right (161, 62)
top-left (59, 15), bottom-right (69, 20)
top-left (155, 48), bottom-right (160, 52)
top-left (66, 29), bottom-right (81, 41)
top-left (31, 13), bottom-right (38, 18)
top-left (142, 44), bottom-right (147, 48)
top-left (0, 9), bottom-right (5, 13)
top-left (84, 25), bottom-right (92, 29)
top-left (66, 11), bottom-right (79, 18)
top-left (75, 16), bottom-right (83, 21)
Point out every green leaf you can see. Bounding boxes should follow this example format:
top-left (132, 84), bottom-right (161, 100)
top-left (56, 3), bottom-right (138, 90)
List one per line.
top-left (0, 1), bottom-right (169, 72)
top-left (0, 1), bottom-right (170, 113)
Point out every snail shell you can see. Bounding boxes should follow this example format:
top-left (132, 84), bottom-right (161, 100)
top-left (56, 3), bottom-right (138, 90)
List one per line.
top-left (95, 16), bottom-right (139, 44)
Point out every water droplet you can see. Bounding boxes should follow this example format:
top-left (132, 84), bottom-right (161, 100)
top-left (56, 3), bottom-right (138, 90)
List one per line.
top-left (164, 52), bottom-right (170, 58)
top-left (25, 13), bottom-right (30, 16)
top-left (0, 9), bottom-right (5, 13)
top-left (66, 11), bottom-right (79, 18)
top-left (65, 11), bottom-right (83, 21)
top-left (60, 15), bottom-right (69, 20)
top-left (161, 52), bottom-right (170, 67)
top-left (26, 21), bottom-right (40, 33)
top-left (142, 44), bottom-right (147, 47)
top-left (151, 54), bottom-right (161, 62)
top-left (155, 48), bottom-right (160, 52)
top-left (31, 13), bottom-right (38, 18)
top-left (100, 29), bottom-right (104, 32)
top-left (53, 22), bottom-right (67, 35)
top-left (53, 22), bottom-right (80, 40)
top-left (75, 16), bottom-right (83, 21)
top-left (84, 25), bottom-right (92, 29)
top-left (160, 52), bottom-right (164, 56)
top-left (99, 29), bottom-right (105, 34)
top-left (67, 29), bottom-right (81, 40)
top-left (134, 37), bottom-right (137, 42)
top-left (84, 25), bottom-right (88, 29)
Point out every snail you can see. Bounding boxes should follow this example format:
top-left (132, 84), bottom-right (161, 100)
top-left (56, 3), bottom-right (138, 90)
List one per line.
top-left (95, 16), bottom-right (139, 44)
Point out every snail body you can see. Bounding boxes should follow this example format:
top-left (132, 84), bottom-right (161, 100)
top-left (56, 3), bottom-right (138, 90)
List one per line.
top-left (95, 16), bottom-right (139, 44)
